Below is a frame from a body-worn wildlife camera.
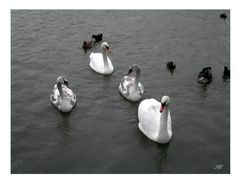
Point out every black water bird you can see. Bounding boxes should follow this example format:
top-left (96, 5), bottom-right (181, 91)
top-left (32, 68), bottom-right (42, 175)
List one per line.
top-left (82, 40), bottom-right (94, 50)
top-left (198, 67), bottom-right (212, 84)
top-left (166, 61), bottom-right (176, 70)
top-left (220, 13), bottom-right (227, 20)
top-left (92, 33), bottom-right (103, 42)
top-left (223, 66), bottom-right (230, 78)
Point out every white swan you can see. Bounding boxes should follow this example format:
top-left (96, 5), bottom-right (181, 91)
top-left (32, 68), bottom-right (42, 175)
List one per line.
top-left (50, 76), bottom-right (77, 113)
top-left (119, 64), bottom-right (144, 102)
top-left (138, 96), bottom-right (172, 144)
top-left (89, 42), bottom-right (114, 75)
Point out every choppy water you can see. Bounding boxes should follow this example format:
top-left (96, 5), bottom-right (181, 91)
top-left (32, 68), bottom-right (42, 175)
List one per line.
top-left (11, 10), bottom-right (230, 173)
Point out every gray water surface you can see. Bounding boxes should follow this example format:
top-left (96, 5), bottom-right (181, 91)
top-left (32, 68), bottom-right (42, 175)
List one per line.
top-left (11, 10), bottom-right (230, 173)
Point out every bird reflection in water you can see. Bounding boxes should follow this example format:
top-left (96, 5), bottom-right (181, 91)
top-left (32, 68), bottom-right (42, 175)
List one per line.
top-left (60, 112), bottom-right (71, 136)
top-left (56, 113), bottom-right (71, 150)
top-left (155, 143), bottom-right (170, 172)
top-left (137, 129), bottom-right (171, 172)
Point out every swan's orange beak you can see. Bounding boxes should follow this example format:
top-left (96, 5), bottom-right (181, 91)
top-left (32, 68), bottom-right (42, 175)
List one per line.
top-left (160, 103), bottom-right (165, 113)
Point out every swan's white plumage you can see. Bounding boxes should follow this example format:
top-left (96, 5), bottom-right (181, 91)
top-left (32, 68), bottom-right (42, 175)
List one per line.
top-left (89, 42), bottom-right (114, 75)
top-left (119, 76), bottom-right (144, 102)
top-left (89, 52), bottom-right (114, 74)
top-left (138, 98), bottom-right (172, 143)
top-left (50, 77), bottom-right (76, 113)
top-left (138, 99), bottom-right (161, 140)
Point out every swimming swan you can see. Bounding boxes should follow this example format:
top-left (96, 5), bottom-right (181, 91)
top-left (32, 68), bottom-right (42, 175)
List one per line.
top-left (119, 64), bottom-right (144, 102)
top-left (138, 96), bottom-right (172, 144)
top-left (89, 42), bottom-right (114, 75)
top-left (50, 76), bottom-right (76, 113)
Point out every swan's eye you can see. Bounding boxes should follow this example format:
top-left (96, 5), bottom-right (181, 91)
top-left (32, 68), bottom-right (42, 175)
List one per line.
top-left (64, 80), bottom-right (69, 86)
top-left (105, 46), bottom-right (109, 49)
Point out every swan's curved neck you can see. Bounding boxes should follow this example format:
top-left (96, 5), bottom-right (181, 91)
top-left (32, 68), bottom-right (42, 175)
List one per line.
top-left (134, 71), bottom-right (140, 86)
top-left (102, 49), bottom-right (109, 68)
top-left (57, 82), bottom-right (63, 96)
top-left (158, 105), bottom-right (170, 137)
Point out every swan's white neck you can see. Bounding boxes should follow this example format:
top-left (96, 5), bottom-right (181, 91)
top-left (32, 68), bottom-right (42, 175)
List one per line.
top-left (102, 49), bottom-right (109, 69)
top-left (157, 105), bottom-right (170, 140)
top-left (132, 76), bottom-right (139, 90)
top-left (57, 82), bottom-right (63, 97)
top-left (131, 71), bottom-right (140, 89)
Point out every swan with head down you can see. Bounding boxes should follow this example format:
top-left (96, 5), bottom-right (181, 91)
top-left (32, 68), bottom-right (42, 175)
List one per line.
top-left (138, 96), bottom-right (172, 144)
top-left (89, 42), bottom-right (114, 75)
top-left (50, 76), bottom-right (76, 113)
top-left (119, 64), bottom-right (144, 102)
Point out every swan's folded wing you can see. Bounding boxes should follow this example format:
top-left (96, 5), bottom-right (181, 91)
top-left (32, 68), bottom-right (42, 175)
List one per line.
top-left (119, 76), bottom-right (132, 95)
top-left (138, 99), bottom-right (160, 138)
top-left (63, 87), bottom-right (76, 102)
top-left (89, 53), bottom-right (104, 68)
top-left (50, 85), bottom-right (60, 103)
top-left (139, 110), bottom-right (160, 137)
top-left (70, 91), bottom-right (77, 106)
top-left (138, 82), bottom-right (144, 96)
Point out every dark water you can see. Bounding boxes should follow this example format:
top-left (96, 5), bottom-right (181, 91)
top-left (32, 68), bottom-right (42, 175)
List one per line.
top-left (11, 10), bottom-right (230, 173)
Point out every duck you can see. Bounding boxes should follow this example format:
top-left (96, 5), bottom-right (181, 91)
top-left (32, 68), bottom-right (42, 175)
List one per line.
top-left (119, 64), bottom-right (144, 102)
top-left (223, 66), bottom-right (230, 77)
top-left (166, 61), bottom-right (176, 70)
top-left (82, 40), bottom-right (94, 50)
top-left (198, 67), bottom-right (212, 84)
top-left (89, 42), bottom-right (114, 75)
top-left (220, 13), bottom-right (227, 20)
top-left (222, 66), bottom-right (230, 81)
top-left (50, 76), bottom-right (76, 113)
top-left (92, 33), bottom-right (103, 42)
top-left (138, 96), bottom-right (172, 144)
